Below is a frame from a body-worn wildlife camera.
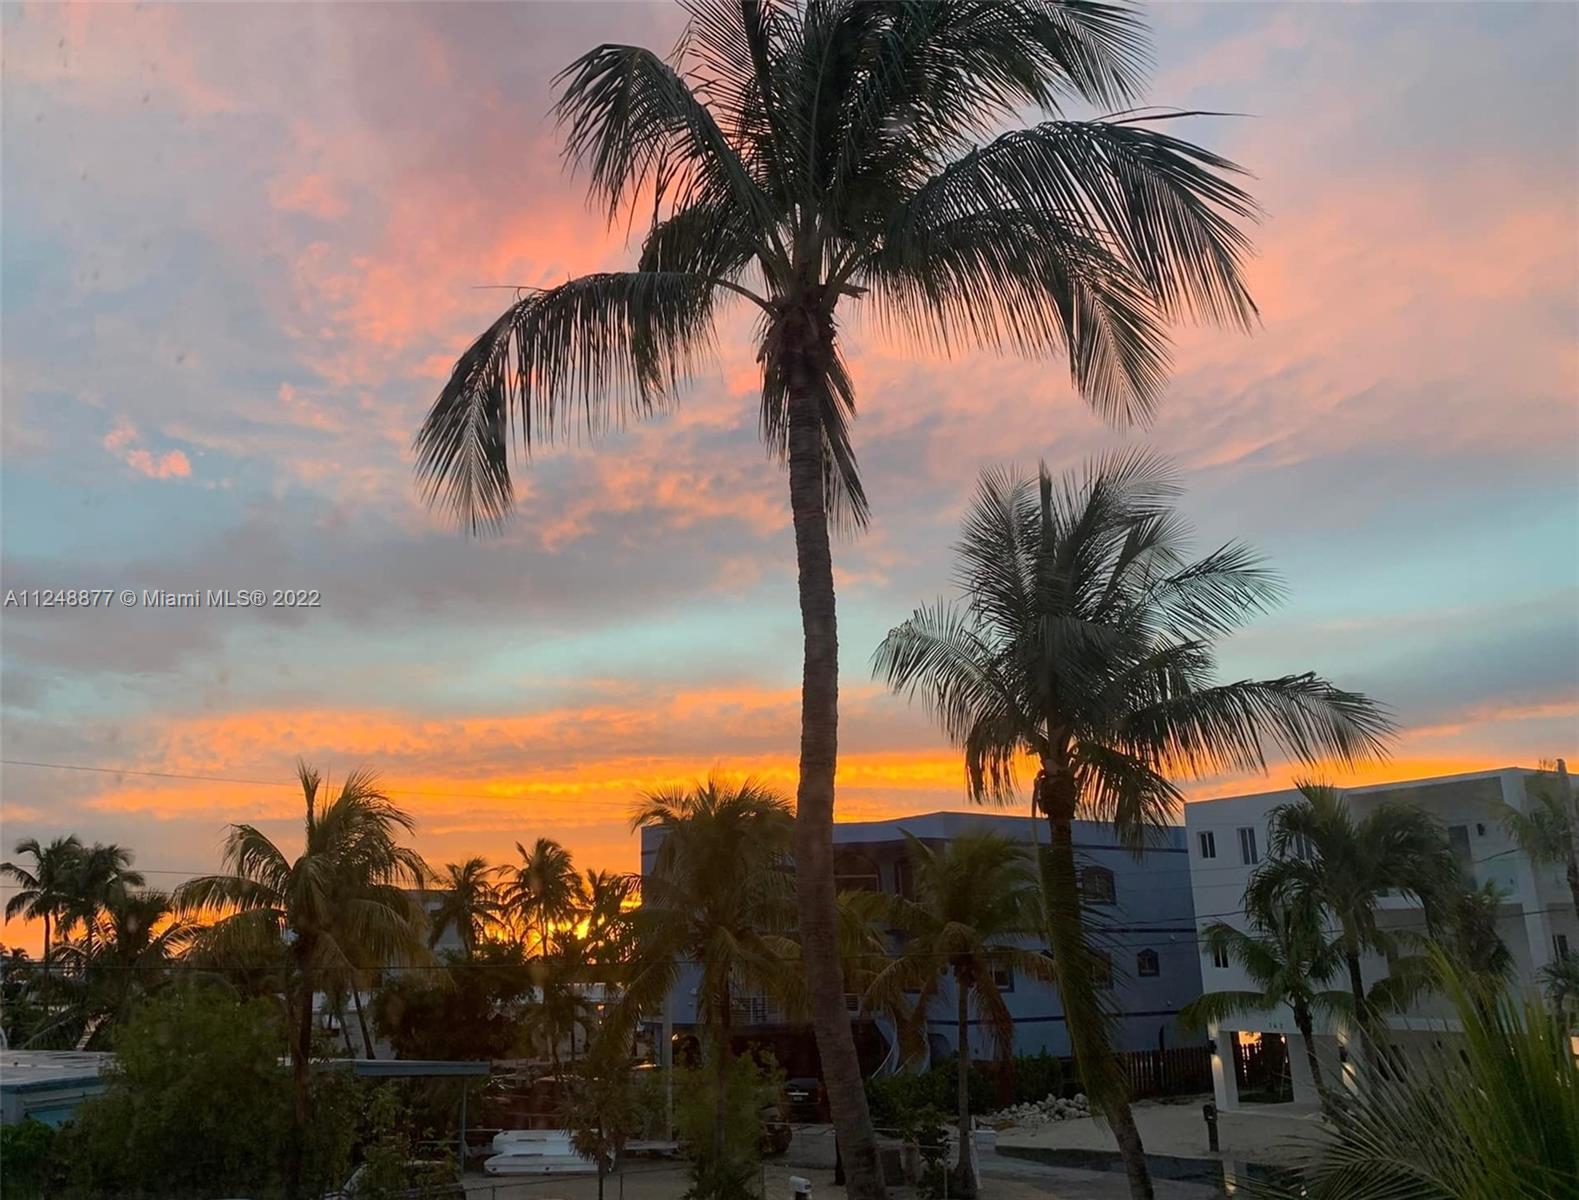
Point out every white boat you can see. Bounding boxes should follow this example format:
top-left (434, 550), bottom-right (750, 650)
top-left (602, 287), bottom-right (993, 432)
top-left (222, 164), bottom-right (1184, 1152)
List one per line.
top-left (483, 1129), bottom-right (598, 1176)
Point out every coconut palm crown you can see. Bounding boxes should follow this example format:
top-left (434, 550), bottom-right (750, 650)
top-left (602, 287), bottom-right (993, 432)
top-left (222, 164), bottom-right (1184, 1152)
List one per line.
top-left (428, 856), bottom-right (505, 956)
top-left (2, 835), bottom-right (85, 963)
top-left (502, 837), bottom-right (582, 957)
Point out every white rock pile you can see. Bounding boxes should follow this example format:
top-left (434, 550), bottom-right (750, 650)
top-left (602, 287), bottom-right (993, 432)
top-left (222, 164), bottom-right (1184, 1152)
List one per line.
top-left (988, 1092), bottom-right (1091, 1129)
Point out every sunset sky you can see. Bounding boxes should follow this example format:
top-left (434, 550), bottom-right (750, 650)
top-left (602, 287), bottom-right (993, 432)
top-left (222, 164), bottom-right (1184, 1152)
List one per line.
top-left (2, 1), bottom-right (1576, 947)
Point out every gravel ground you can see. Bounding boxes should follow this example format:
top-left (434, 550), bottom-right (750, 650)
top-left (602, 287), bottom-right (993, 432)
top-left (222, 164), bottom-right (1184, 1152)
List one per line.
top-left (994, 1094), bottom-right (1325, 1169)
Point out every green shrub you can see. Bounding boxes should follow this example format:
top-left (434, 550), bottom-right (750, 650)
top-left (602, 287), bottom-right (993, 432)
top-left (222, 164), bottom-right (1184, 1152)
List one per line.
top-left (1011, 1050), bottom-right (1068, 1104)
top-left (53, 986), bottom-right (356, 1199)
top-left (866, 1056), bottom-right (997, 1130)
top-left (674, 1050), bottom-right (781, 1200)
top-left (0, 1119), bottom-right (58, 1199)
top-left (867, 1051), bottom-right (1078, 1132)
top-left (350, 1085), bottom-right (456, 1200)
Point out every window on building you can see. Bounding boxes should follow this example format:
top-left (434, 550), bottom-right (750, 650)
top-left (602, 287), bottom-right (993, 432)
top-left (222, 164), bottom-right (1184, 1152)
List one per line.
top-left (1198, 830), bottom-right (1217, 859)
top-left (1238, 826), bottom-right (1259, 865)
top-left (892, 856), bottom-right (915, 900)
top-left (991, 965), bottom-right (1015, 993)
top-left (1082, 865), bottom-right (1116, 905)
top-left (1211, 944), bottom-right (1230, 970)
top-left (833, 850), bottom-right (881, 894)
top-left (1136, 949), bottom-right (1160, 978)
top-left (1446, 824), bottom-right (1472, 876)
top-left (1556, 933), bottom-right (1572, 962)
top-left (1092, 950), bottom-right (1113, 989)
top-left (1287, 832), bottom-right (1316, 862)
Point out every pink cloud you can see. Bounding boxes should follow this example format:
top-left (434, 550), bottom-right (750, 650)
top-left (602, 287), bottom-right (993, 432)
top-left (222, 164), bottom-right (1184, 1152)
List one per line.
top-left (102, 417), bottom-right (192, 480)
top-left (124, 448), bottom-right (192, 479)
top-left (268, 172), bottom-right (348, 221)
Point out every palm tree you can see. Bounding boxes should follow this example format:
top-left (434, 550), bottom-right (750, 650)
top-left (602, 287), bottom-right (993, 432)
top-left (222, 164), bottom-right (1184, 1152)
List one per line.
top-left (1496, 763), bottom-right (1579, 920)
top-left (502, 838), bottom-right (580, 958)
top-left (622, 777), bottom-right (795, 1191)
top-left (525, 940), bottom-right (598, 1074)
top-left (578, 868), bottom-right (638, 973)
top-left (1254, 951), bottom-right (1579, 1200)
top-left (412, 7), bottom-right (1260, 1190)
top-left (863, 833), bottom-right (1055, 1197)
top-left (429, 857), bottom-right (504, 957)
top-left (1437, 879), bottom-right (1514, 991)
top-left (1537, 955), bottom-right (1579, 1031)
top-left (1252, 783), bottom-right (1458, 1044)
top-left (64, 889), bottom-right (199, 1047)
top-left (58, 842), bottom-right (146, 968)
top-left (2, 835), bottom-right (84, 963)
top-left (175, 763), bottom-right (431, 1196)
top-left (1178, 892), bottom-right (1350, 1114)
top-left (873, 456), bottom-right (1392, 1197)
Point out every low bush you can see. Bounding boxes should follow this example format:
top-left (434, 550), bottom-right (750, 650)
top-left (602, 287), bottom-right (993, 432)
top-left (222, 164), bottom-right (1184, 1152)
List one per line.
top-left (0, 1119), bottom-right (58, 1199)
top-left (52, 986), bottom-right (358, 1199)
top-left (866, 1051), bottom-right (1079, 1133)
top-left (674, 1050), bottom-right (782, 1200)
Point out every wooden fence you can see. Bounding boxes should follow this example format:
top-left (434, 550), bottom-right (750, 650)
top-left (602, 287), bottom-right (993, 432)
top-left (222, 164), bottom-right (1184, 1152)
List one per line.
top-left (1118, 1045), bottom-right (1212, 1099)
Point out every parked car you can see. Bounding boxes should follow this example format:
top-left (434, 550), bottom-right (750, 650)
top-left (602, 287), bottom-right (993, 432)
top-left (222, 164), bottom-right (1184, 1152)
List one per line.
top-left (782, 1076), bottom-right (825, 1122)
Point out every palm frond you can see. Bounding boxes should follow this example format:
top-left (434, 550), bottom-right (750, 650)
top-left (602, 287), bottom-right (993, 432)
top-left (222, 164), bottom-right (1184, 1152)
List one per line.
top-left (940, 117), bottom-right (1259, 327)
top-left (867, 208), bottom-right (1172, 423)
top-left (554, 40), bottom-right (783, 262)
top-left (821, 1), bottom-right (1152, 223)
top-left (1177, 989), bottom-right (1274, 1035)
top-left (1124, 673), bottom-right (1396, 777)
top-left (1252, 952), bottom-right (1579, 1200)
top-left (414, 271), bottom-right (722, 532)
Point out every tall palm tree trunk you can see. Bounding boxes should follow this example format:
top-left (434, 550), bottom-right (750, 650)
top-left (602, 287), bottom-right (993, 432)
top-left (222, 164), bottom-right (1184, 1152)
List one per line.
top-left (352, 986), bottom-right (376, 1058)
top-left (288, 967), bottom-right (315, 1199)
top-left (1290, 1000), bottom-right (1332, 1115)
top-left (1037, 769), bottom-right (1153, 1200)
top-left (1341, 940), bottom-right (1380, 1088)
top-left (41, 913), bottom-right (51, 967)
top-left (1344, 949), bottom-right (1366, 1021)
top-left (953, 974), bottom-right (978, 1197)
top-left (713, 980), bottom-right (732, 1168)
top-left (783, 325), bottom-right (885, 1200)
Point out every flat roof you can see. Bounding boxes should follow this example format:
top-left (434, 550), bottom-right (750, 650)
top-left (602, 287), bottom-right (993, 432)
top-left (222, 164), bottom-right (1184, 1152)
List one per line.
top-left (0, 1051), bottom-right (111, 1093)
top-left (1186, 766), bottom-right (1533, 810)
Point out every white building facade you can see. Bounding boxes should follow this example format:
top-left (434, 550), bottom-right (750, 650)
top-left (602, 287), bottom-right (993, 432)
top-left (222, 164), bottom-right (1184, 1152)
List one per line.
top-left (1184, 767), bottom-right (1577, 1112)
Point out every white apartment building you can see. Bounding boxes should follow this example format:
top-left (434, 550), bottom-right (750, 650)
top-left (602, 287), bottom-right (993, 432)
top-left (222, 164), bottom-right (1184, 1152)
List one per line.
top-left (1184, 767), bottom-right (1577, 1112)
